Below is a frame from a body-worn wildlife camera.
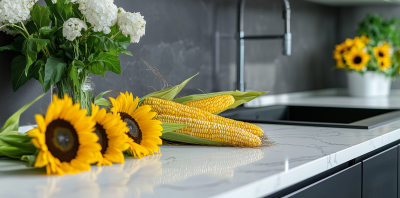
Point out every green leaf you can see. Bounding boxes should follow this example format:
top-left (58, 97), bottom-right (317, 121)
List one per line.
top-left (43, 51), bottom-right (67, 92)
top-left (161, 122), bottom-right (188, 133)
top-left (30, 4), bottom-right (51, 31)
top-left (0, 36), bottom-right (24, 52)
top-left (23, 36), bottom-right (50, 74)
top-left (95, 90), bottom-right (112, 101)
top-left (120, 51), bottom-right (133, 56)
top-left (60, 42), bottom-right (75, 60)
top-left (73, 60), bottom-right (85, 68)
top-left (87, 51), bottom-right (121, 77)
top-left (0, 147), bottom-right (27, 159)
top-left (30, 56), bottom-right (46, 85)
top-left (0, 131), bottom-right (19, 137)
top-left (46, 0), bottom-right (74, 27)
top-left (25, 20), bottom-right (39, 35)
top-left (94, 98), bottom-right (111, 107)
top-left (87, 35), bottom-right (120, 52)
top-left (161, 73), bottom-right (199, 100)
top-left (0, 94), bottom-right (44, 134)
top-left (21, 155), bottom-right (37, 167)
top-left (161, 131), bottom-right (230, 146)
top-left (0, 134), bottom-right (32, 142)
top-left (139, 87), bottom-right (174, 104)
top-left (71, 3), bottom-right (84, 19)
top-left (173, 90), bottom-right (267, 114)
top-left (11, 55), bottom-right (31, 92)
top-left (94, 90), bottom-right (112, 107)
top-left (113, 33), bottom-right (131, 50)
top-left (69, 65), bottom-right (79, 88)
top-left (0, 135), bottom-right (36, 153)
top-left (139, 73), bottom-right (199, 103)
top-left (39, 26), bottom-right (57, 36)
top-left (228, 91), bottom-right (267, 109)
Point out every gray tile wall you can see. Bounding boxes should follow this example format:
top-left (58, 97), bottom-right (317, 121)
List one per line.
top-left (338, 4), bottom-right (400, 89)
top-left (0, 0), bottom-right (341, 125)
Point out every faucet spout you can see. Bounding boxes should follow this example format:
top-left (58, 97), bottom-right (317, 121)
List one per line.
top-left (236, 0), bottom-right (291, 92)
top-left (282, 0), bottom-right (292, 56)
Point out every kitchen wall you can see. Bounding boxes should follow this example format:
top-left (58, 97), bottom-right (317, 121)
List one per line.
top-left (0, 0), bottom-right (340, 125)
top-left (216, 0), bottom-right (341, 94)
top-left (338, 4), bottom-right (400, 89)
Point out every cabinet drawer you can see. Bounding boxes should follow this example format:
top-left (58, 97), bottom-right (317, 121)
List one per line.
top-left (363, 145), bottom-right (398, 198)
top-left (283, 163), bottom-right (362, 198)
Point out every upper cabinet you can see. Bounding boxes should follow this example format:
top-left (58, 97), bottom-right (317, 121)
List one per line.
top-left (303, 0), bottom-right (400, 6)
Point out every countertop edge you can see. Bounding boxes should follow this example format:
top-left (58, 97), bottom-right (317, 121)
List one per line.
top-left (212, 127), bottom-right (400, 198)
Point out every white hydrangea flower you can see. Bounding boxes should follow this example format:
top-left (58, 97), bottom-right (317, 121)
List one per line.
top-left (0, 22), bottom-right (19, 35)
top-left (62, 18), bottom-right (87, 41)
top-left (76, 0), bottom-right (118, 34)
top-left (117, 8), bottom-right (146, 43)
top-left (0, 0), bottom-right (38, 34)
top-left (51, 0), bottom-right (77, 4)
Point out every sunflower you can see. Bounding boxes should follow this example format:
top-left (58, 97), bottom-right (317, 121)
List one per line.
top-left (91, 104), bottom-right (130, 166)
top-left (378, 57), bottom-right (391, 71)
top-left (344, 47), bottom-right (370, 71)
top-left (374, 44), bottom-right (391, 60)
top-left (334, 43), bottom-right (347, 54)
top-left (344, 38), bottom-right (354, 48)
top-left (359, 35), bottom-right (370, 44)
top-left (27, 94), bottom-right (101, 175)
top-left (333, 52), bottom-right (345, 68)
top-left (353, 36), bottom-right (367, 50)
top-left (109, 92), bottom-right (163, 158)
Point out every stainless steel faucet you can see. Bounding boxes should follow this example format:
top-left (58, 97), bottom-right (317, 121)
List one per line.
top-left (236, 0), bottom-right (291, 92)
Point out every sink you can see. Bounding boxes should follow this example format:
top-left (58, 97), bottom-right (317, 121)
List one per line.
top-left (220, 105), bottom-right (400, 129)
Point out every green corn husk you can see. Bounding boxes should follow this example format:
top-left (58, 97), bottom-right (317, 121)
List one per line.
top-left (172, 90), bottom-right (267, 114)
top-left (0, 94), bottom-right (44, 135)
top-left (0, 94), bottom-right (44, 159)
top-left (139, 73), bottom-right (199, 104)
top-left (160, 122), bottom-right (230, 146)
top-left (94, 90), bottom-right (112, 107)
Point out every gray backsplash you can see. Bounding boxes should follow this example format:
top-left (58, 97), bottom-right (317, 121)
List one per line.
top-left (0, 0), bottom-right (356, 125)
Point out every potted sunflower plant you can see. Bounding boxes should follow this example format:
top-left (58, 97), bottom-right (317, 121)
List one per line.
top-left (333, 14), bottom-right (400, 97)
top-left (0, 0), bottom-right (145, 114)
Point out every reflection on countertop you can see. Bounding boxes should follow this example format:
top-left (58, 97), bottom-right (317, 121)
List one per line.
top-left (0, 147), bottom-right (264, 198)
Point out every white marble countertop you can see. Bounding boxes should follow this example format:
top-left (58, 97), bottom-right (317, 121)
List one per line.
top-left (2, 90), bottom-right (400, 198)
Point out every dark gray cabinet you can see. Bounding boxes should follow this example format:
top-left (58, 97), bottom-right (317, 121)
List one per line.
top-left (282, 163), bottom-right (362, 198)
top-left (362, 146), bottom-right (398, 198)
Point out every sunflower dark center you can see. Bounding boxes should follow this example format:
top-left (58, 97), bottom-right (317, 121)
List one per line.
top-left (119, 112), bottom-right (142, 144)
top-left (94, 123), bottom-right (109, 154)
top-left (45, 119), bottom-right (79, 163)
top-left (354, 56), bottom-right (362, 64)
top-left (379, 52), bottom-right (384, 57)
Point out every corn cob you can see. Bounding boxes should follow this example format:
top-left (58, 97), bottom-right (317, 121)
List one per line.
top-left (142, 97), bottom-right (264, 137)
top-left (155, 115), bottom-right (261, 147)
top-left (184, 94), bottom-right (235, 114)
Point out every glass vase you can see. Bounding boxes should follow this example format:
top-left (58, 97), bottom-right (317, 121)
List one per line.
top-left (51, 76), bottom-right (95, 115)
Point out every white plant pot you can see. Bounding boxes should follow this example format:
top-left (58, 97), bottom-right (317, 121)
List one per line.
top-left (347, 72), bottom-right (391, 97)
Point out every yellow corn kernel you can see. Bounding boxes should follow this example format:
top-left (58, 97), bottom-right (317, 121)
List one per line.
top-left (184, 94), bottom-right (235, 114)
top-left (141, 97), bottom-right (264, 137)
top-left (154, 115), bottom-right (261, 147)
top-left (209, 114), bottom-right (264, 136)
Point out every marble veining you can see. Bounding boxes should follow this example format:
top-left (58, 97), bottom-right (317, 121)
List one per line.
top-left (2, 96), bottom-right (400, 198)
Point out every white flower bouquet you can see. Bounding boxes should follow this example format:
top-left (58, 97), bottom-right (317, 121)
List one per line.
top-left (0, 0), bottom-right (146, 113)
